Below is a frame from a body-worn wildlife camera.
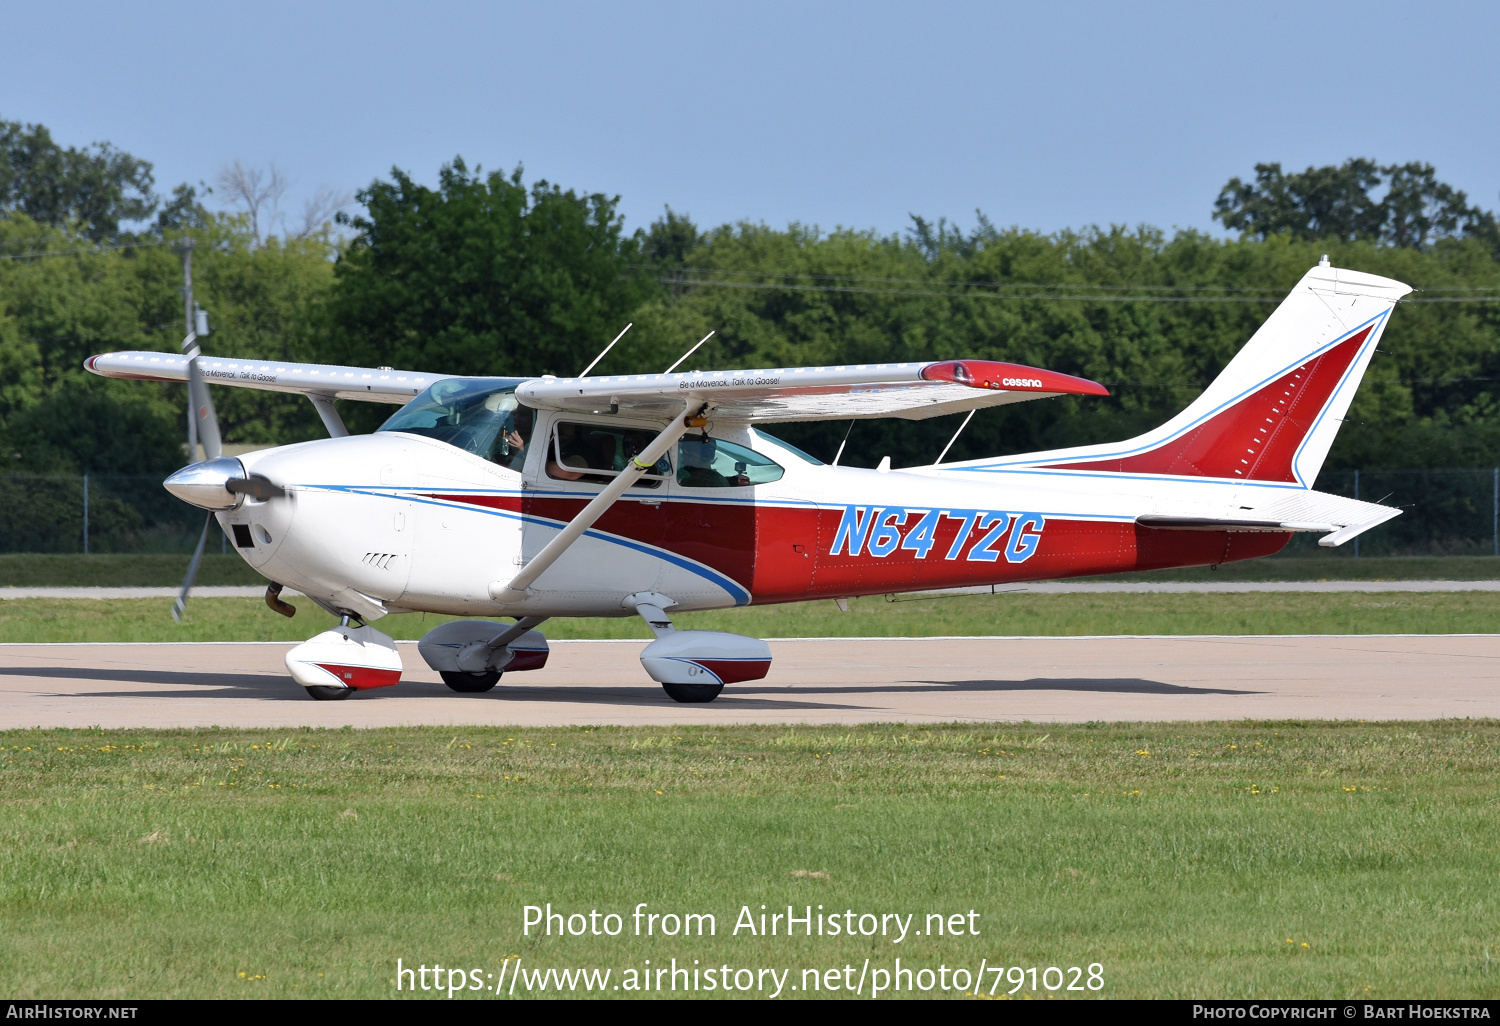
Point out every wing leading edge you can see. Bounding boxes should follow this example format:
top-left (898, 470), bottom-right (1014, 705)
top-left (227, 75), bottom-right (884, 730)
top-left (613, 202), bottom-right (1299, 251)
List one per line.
top-left (516, 358), bottom-right (1108, 423)
top-left (85, 351), bottom-right (453, 404)
top-left (86, 351), bottom-right (1108, 422)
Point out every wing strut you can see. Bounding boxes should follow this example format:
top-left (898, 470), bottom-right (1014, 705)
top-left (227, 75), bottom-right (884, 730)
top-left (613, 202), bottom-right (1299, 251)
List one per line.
top-left (488, 403), bottom-right (697, 604)
top-left (307, 393), bottom-right (348, 437)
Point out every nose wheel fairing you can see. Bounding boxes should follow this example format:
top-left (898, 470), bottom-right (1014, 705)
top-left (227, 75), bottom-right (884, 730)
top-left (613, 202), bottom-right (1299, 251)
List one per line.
top-left (285, 624), bottom-right (403, 694)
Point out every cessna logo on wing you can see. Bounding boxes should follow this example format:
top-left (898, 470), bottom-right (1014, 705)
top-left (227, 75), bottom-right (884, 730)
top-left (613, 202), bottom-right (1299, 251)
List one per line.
top-left (829, 505), bottom-right (1045, 563)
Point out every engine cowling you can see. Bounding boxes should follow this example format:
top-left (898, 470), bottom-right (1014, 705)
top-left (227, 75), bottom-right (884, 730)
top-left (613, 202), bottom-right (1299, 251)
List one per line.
top-left (638, 630), bottom-right (771, 686)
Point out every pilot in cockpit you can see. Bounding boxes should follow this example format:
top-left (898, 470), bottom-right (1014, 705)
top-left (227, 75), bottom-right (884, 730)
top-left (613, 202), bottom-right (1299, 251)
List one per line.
top-left (486, 393), bottom-right (530, 470)
top-left (677, 436), bottom-right (729, 487)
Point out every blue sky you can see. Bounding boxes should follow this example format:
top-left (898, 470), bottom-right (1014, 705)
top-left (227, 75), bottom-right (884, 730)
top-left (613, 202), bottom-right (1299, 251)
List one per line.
top-left (5, 0), bottom-right (1497, 239)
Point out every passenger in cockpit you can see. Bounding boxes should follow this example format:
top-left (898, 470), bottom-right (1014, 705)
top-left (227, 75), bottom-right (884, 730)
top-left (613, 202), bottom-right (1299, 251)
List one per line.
top-left (678, 437), bottom-right (731, 488)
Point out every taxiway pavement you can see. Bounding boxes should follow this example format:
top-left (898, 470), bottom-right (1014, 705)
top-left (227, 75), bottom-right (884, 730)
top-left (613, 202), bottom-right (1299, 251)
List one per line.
top-left (0, 635), bottom-right (1491, 728)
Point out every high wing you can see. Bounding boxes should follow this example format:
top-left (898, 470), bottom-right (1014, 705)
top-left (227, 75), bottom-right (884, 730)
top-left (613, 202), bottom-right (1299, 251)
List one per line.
top-left (85, 350), bottom-right (453, 403)
top-left (88, 351), bottom-right (1108, 422)
top-left (516, 359), bottom-right (1109, 422)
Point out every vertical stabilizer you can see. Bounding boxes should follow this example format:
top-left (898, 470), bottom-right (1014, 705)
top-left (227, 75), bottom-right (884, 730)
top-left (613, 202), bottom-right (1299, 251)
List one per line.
top-left (1016, 262), bottom-right (1411, 486)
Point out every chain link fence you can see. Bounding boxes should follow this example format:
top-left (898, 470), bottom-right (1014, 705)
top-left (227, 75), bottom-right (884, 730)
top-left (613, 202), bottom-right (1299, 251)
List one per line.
top-left (0, 474), bottom-right (215, 554)
top-left (1280, 468), bottom-right (1500, 559)
top-left (1, 469), bottom-right (1497, 557)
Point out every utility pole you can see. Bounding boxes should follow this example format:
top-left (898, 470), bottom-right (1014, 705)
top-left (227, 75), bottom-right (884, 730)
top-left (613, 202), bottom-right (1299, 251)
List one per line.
top-left (180, 238), bottom-right (194, 337)
top-left (176, 239), bottom-right (197, 461)
top-left (1352, 469), bottom-right (1360, 559)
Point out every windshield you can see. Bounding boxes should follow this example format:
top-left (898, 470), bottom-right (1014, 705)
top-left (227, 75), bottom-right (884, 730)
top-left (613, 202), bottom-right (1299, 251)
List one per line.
top-left (378, 377), bottom-right (531, 468)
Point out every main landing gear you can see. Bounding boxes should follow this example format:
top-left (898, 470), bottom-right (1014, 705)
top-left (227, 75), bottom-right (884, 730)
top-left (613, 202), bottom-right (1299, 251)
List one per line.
top-left (416, 618), bottom-right (550, 695)
top-left (628, 593), bottom-right (772, 704)
top-left (439, 669), bottom-right (501, 693)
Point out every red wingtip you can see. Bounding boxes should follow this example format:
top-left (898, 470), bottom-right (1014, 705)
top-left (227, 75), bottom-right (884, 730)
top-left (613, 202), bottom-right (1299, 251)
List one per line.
top-left (920, 359), bottom-right (1109, 397)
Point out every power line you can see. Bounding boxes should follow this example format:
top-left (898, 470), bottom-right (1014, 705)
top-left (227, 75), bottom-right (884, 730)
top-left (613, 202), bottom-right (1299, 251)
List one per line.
top-left (657, 275), bottom-right (1286, 303)
top-left (646, 265), bottom-right (1297, 293)
top-left (0, 238), bottom-right (170, 261)
top-left (656, 274), bottom-right (1500, 304)
top-left (654, 266), bottom-right (1500, 296)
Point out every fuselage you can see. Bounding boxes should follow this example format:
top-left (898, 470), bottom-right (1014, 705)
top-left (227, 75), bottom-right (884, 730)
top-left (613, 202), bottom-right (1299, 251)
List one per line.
top-left (222, 407), bottom-right (1288, 623)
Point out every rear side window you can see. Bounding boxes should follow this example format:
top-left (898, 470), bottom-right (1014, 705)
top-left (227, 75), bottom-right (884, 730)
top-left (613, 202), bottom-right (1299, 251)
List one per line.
top-left (546, 422), bottom-right (670, 488)
top-left (678, 437), bottom-right (784, 488)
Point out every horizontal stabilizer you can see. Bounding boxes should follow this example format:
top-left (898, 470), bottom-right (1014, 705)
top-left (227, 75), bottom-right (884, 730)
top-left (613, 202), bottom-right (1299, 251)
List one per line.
top-left (1138, 489), bottom-right (1401, 547)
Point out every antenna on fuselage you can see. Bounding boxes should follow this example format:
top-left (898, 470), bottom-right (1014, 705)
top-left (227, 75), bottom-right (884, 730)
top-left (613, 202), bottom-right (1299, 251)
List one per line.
top-left (579, 323), bottom-right (632, 377)
top-left (934, 408), bottom-right (977, 465)
top-left (831, 419), bottom-right (855, 466)
top-left (664, 330), bottom-right (715, 373)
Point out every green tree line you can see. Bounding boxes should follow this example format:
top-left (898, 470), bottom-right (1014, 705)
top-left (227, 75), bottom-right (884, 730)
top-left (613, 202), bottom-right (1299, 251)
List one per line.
top-left (3, 120), bottom-right (1498, 476)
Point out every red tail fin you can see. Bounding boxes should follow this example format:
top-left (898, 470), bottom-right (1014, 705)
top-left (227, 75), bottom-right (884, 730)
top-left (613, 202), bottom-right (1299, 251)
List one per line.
top-left (1051, 325), bottom-right (1372, 482)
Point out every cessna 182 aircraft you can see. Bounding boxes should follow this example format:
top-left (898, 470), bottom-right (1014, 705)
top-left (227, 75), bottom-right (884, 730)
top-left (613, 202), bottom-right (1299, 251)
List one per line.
top-left (86, 259), bottom-right (1407, 703)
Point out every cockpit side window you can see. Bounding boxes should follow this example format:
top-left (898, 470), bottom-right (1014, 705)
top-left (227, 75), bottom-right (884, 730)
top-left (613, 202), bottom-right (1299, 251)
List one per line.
top-left (546, 421), bottom-right (670, 489)
top-left (378, 378), bottom-right (531, 469)
top-left (677, 436), bottom-right (784, 488)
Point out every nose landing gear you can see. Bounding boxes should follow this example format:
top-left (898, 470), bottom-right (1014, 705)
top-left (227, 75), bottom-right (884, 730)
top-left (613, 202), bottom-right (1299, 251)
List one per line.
top-left (305, 685), bottom-right (353, 702)
top-left (285, 615), bottom-right (404, 701)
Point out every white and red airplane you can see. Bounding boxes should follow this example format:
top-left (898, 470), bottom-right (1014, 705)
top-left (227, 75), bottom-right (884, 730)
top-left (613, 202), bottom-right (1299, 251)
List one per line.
top-left (86, 259), bottom-right (1407, 702)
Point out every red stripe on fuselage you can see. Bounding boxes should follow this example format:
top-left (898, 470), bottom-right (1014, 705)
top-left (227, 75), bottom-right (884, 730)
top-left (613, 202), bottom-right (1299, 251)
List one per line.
top-left (424, 492), bottom-right (1288, 605)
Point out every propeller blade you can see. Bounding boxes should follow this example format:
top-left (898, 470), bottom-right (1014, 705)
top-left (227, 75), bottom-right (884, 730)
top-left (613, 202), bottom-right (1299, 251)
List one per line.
top-left (185, 384), bottom-right (198, 464)
top-left (225, 473), bottom-right (286, 501)
top-left (172, 512), bottom-right (214, 623)
top-left (181, 331), bottom-right (222, 462)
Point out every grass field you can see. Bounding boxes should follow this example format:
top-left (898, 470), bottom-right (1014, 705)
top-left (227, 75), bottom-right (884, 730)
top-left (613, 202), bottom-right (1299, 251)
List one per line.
top-left (3, 552), bottom-right (1500, 588)
top-left (2, 590), bottom-right (1499, 643)
top-left (1, 721), bottom-right (1495, 999)
top-left (0, 554), bottom-right (266, 587)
